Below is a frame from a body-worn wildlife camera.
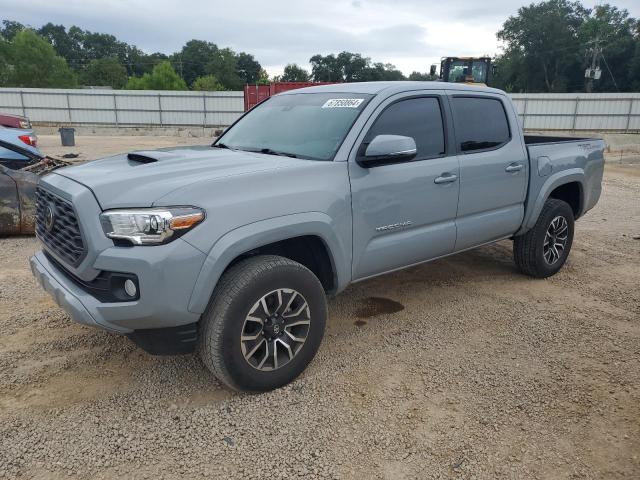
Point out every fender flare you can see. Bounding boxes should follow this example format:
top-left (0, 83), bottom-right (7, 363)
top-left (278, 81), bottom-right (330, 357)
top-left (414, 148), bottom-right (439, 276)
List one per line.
top-left (187, 212), bottom-right (350, 314)
top-left (519, 168), bottom-right (585, 234)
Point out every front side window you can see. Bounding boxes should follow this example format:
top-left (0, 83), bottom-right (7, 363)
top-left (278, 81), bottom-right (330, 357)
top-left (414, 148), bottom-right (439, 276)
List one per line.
top-left (363, 97), bottom-right (445, 160)
top-left (217, 93), bottom-right (372, 161)
top-left (452, 97), bottom-right (510, 152)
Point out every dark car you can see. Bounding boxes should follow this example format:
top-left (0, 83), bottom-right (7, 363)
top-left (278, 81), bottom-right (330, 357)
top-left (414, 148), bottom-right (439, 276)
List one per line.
top-left (0, 139), bottom-right (69, 236)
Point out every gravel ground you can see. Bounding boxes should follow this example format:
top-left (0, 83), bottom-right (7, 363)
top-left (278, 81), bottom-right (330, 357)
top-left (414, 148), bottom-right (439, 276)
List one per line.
top-left (0, 136), bottom-right (639, 479)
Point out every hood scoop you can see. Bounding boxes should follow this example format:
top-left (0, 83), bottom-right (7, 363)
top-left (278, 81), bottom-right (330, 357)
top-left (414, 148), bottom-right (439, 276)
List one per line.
top-left (127, 150), bottom-right (181, 164)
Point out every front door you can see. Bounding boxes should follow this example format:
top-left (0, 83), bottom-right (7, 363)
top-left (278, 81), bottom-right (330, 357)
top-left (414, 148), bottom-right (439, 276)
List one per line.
top-left (349, 93), bottom-right (460, 280)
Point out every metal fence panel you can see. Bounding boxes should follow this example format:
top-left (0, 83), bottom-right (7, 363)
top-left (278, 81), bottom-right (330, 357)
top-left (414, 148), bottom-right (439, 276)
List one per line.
top-left (0, 90), bottom-right (22, 109)
top-left (25, 107), bottom-right (70, 123)
top-left (116, 110), bottom-right (162, 125)
top-left (0, 88), bottom-right (637, 131)
top-left (68, 93), bottom-right (115, 110)
top-left (71, 109), bottom-right (117, 124)
top-left (511, 93), bottom-right (640, 132)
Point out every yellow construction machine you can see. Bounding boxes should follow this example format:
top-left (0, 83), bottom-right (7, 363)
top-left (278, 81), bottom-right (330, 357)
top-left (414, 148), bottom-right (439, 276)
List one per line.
top-left (430, 57), bottom-right (493, 86)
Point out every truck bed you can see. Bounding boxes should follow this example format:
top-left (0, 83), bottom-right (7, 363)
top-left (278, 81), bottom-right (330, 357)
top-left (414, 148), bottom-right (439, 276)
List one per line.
top-left (521, 135), bottom-right (605, 233)
top-left (524, 135), bottom-right (600, 145)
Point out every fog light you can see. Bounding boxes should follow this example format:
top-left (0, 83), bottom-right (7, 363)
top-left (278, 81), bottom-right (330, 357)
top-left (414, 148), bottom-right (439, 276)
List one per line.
top-left (124, 279), bottom-right (137, 297)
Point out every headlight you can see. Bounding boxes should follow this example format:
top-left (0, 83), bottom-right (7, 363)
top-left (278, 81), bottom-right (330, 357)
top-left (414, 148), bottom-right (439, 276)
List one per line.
top-left (100, 207), bottom-right (204, 245)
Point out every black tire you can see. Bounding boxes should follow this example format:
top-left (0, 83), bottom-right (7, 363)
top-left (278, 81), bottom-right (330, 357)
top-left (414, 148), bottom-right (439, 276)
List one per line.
top-left (199, 255), bottom-right (327, 392)
top-left (514, 198), bottom-right (575, 278)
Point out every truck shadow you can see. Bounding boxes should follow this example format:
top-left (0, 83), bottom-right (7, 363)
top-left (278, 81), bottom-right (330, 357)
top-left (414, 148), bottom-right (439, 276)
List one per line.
top-left (125, 241), bottom-right (519, 399)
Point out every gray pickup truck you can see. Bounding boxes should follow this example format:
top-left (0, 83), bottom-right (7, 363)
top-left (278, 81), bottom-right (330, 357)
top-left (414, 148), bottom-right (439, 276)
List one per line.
top-left (30, 82), bottom-right (604, 392)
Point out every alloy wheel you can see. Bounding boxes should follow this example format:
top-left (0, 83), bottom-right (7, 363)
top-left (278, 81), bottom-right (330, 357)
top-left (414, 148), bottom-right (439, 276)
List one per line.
top-left (240, 288), bottom-right (311, 371)
top-left (543, 215), bottom-right (569, 265)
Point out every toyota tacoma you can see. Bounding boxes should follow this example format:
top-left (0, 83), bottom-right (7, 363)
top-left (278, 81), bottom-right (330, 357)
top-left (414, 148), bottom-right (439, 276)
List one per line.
top-left (30, 82), bottom-right (604, 392)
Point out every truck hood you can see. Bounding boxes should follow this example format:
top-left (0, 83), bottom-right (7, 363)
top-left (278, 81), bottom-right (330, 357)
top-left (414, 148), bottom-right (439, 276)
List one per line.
top-left (52, 146), bottom-right (308, 209)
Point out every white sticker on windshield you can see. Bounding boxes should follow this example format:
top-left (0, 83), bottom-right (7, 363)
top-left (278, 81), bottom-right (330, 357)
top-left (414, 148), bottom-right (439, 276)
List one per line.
top-left (322, 98), bottom-right (364, 109)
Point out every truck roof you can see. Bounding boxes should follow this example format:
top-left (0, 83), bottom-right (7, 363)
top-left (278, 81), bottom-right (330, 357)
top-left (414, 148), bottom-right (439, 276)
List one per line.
top-left (279, 81), bottom-right (506, 97)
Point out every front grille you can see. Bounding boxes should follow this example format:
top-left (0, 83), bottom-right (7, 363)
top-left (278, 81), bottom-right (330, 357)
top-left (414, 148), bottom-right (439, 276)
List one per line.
top-left (35, 187), bottom-right (86, 267)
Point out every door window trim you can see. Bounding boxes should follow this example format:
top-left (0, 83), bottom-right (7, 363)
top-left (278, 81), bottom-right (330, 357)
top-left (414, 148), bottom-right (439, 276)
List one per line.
top-left (356, 94), bottom-right (449, 166)
top-left (450, 94), bottom-right (512, 155)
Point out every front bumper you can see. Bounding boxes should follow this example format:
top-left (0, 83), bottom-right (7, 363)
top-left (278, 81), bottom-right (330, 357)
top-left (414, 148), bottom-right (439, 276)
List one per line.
top-left (31, 251), bottom-right (100, 330)
top-left (30, 238), bottom-right (205, 334)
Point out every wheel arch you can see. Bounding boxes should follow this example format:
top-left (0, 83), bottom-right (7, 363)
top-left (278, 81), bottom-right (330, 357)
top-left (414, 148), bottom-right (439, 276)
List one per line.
top-left (187, 213), bottom-right (350, 314)
top-left (520, 170), bottom-right (585, 234)
top-left (547, 181), bottom-right (583, 218)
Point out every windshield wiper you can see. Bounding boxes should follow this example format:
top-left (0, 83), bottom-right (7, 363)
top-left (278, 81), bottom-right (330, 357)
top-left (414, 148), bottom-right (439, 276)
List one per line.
top-left (250, 148), bottom-right (299, 158)
top-left (212, 142), bottom-right (233, 149)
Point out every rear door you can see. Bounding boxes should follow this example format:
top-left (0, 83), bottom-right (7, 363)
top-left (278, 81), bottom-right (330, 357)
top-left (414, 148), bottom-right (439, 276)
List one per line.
top-left (448, 93), bottom-right (528, 251)
top-left (349, 91), bottom-right (460, 280)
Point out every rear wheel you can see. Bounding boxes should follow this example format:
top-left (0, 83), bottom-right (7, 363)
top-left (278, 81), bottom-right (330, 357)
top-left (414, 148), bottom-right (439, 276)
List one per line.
top-left (514, 198), bottom-right (574, 278)
top-left (199, 255), bottom-right (327, 392)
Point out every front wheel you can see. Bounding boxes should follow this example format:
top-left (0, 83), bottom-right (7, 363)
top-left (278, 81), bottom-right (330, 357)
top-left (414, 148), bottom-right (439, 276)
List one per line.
top-left (199, 255), bottom-right (327, 392)
top-left (514, 198), bottom-right (575, 278)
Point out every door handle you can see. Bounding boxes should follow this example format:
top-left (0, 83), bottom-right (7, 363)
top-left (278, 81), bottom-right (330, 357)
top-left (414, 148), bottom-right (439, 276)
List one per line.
top-left (434, 173), bottom-right (458, 184)
top-left (505, 163), bottom-right (523, 173)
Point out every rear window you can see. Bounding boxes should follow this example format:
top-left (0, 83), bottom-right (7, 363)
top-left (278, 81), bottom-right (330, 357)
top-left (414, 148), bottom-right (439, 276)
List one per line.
top-left (452, 97), bottom-right (510, 152)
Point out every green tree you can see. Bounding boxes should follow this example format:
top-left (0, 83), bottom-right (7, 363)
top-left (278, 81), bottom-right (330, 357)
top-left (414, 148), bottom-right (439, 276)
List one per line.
top-left (630, 38), bottom-right (640, 90)
top-left (280, 63), bottom-right (310, 82)
top-left (310, 51), bottom-right (406, 82)
top-left (496, 0), bottom-right (589, 92)
top-left (236, 52), bottom-right (262, 84)
top-left (408, 71), bottom-right (436, 81)
top-left (171, 39), bottom-right (218, 86)
top-left (192, 74), bottom-right (225, 91)
top-left (80, 57), bottom-right (128, 88)
top-left (578, 4), bottom-right (638, 91)
top-left (0, 37), bottom-right (10, 85)
top-left (0, 20), bottom-right (25, 41)
top-left (125, 61), bottom-right (187, 90)
top-left (1, 29), bottom-right (77, 87)
top-left (256, 68), bottom-right (271, 85)
top-left (37, 23), bottom-right (82, 63)
top-left (205, 47), bottom-right (243, 89)
top-left (363, 62), bottom-right (405, 81)
top-left (309, 53), bottom-right (342, 81)
top-left (129, 50), bottom-right (168, 77)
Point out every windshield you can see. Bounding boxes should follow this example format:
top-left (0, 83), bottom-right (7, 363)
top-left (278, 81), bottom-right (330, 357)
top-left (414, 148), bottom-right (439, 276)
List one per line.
top-left (216, 93), bottom-right (373, 160)
top-left (449, 61), bottom-right (467, 82)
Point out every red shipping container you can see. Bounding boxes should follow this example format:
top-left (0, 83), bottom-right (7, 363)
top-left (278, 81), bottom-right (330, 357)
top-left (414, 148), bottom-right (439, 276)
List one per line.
top-left (243, 82), bottom-right (335, 111)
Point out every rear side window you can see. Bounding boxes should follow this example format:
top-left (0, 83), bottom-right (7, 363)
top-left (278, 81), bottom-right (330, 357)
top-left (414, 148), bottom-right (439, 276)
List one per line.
top-left (364, 97), bottom-right (445, 159)
top-left (452, 97), bottom-right (510, 152)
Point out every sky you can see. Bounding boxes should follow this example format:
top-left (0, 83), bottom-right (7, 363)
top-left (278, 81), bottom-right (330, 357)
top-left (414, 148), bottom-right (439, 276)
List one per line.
top-left (1, 0), bottom-right (639, 77)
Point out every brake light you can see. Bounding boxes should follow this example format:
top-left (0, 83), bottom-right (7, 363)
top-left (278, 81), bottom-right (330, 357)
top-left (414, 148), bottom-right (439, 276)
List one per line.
top-left (18, 135), bottom-right (37, 147)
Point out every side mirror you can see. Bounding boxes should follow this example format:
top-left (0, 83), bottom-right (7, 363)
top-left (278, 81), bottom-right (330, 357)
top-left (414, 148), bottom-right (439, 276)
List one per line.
top-left (429, 64), bottom-right (437, 77)
top-left (358, 135), bottom-right (417, 167)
